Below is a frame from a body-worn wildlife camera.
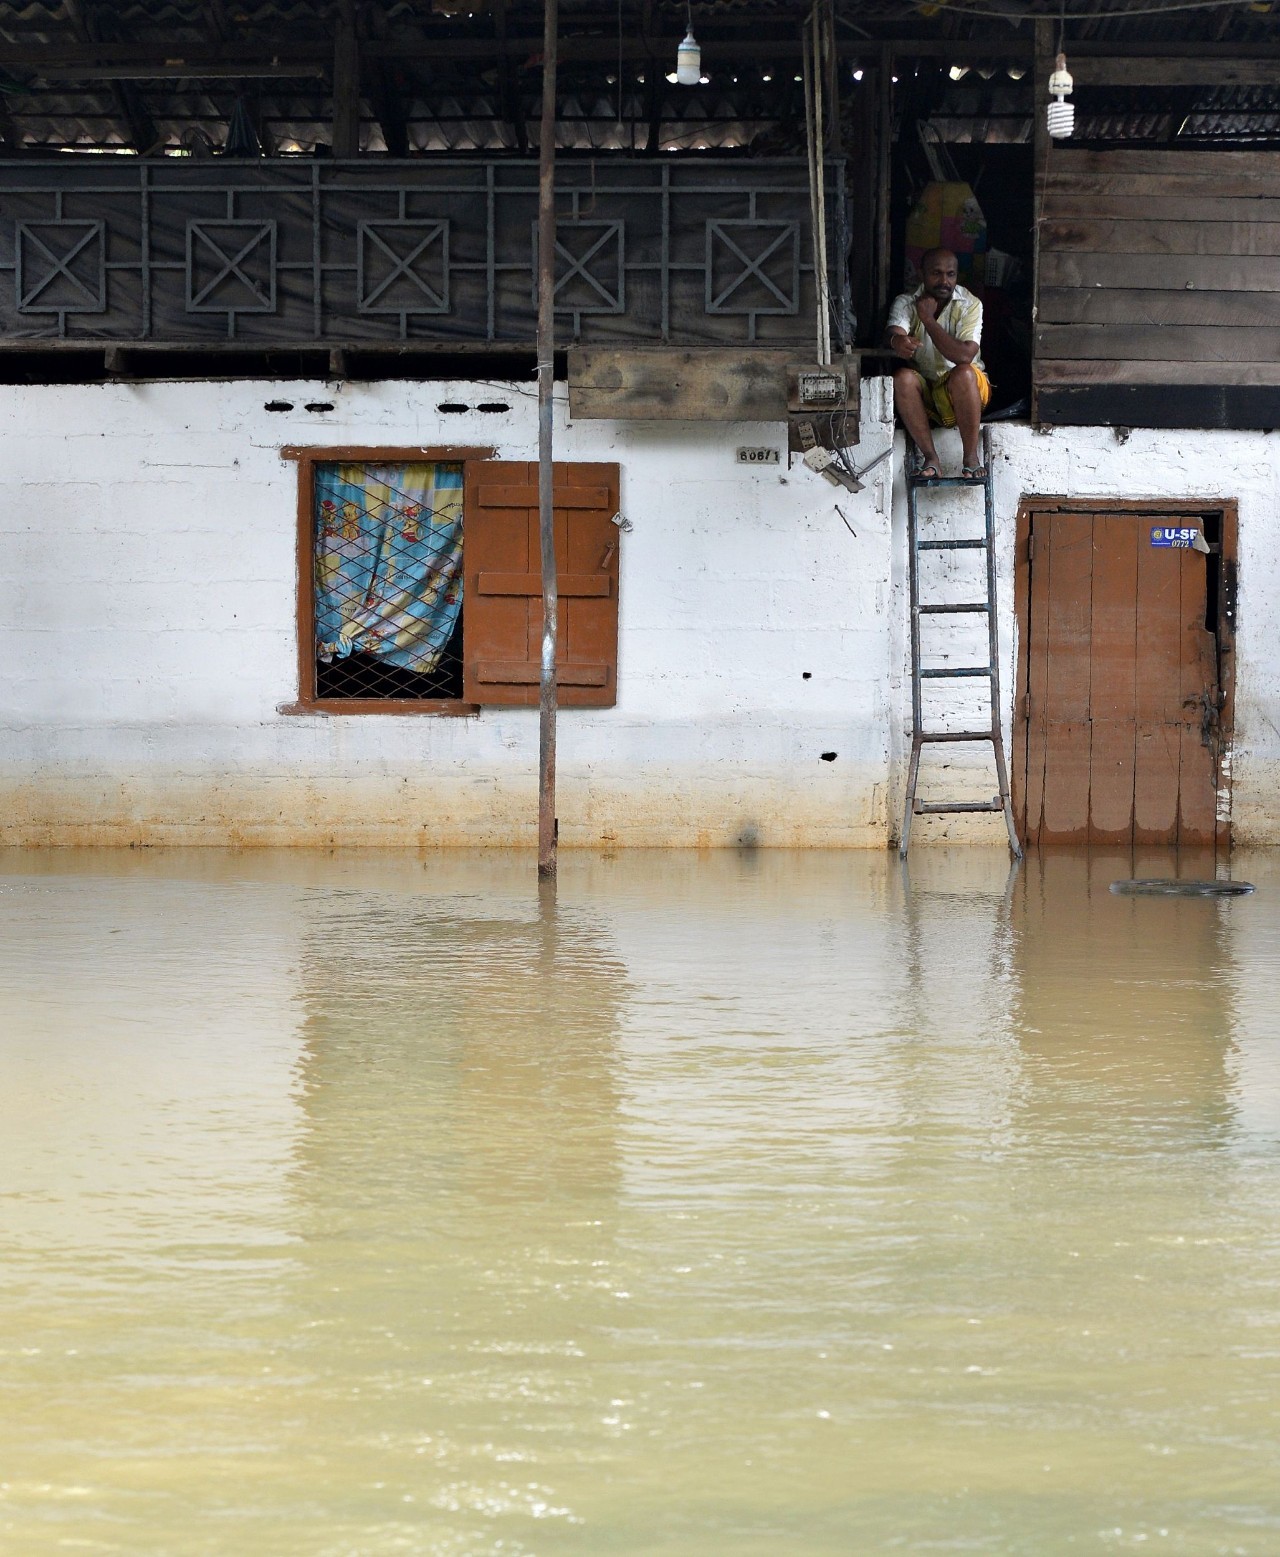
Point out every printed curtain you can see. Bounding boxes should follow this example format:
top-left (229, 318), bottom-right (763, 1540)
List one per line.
top-left (314, 461), bottom-right (464, 674)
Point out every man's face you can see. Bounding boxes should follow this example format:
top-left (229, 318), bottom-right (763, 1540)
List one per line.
top-left (922, 253), bottom-right (958, 304)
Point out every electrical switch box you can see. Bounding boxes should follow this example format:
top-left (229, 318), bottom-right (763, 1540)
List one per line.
top-left (786, 360), bottom-right (858, 415)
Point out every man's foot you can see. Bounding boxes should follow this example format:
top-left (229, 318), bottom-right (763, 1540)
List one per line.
top-left (961, 462), bottom-right (986, 481)
top-left (913, 458), bottom-right (942, 482)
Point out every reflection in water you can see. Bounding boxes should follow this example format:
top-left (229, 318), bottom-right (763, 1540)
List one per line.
top-left (0, 847), bottom-right (1279, 1555)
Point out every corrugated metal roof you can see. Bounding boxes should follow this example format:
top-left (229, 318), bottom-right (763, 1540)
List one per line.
top-left (920, 71), bottom-right (1280, 146)
top-left (1, 0), bottom-right (1278, 153)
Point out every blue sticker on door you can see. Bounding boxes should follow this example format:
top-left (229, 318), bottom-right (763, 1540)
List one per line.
top-left (1150, 525), bottom-right (1201, 549)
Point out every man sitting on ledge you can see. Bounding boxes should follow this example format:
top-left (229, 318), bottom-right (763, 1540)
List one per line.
top-left (886, 246), bottom-right (991, 481)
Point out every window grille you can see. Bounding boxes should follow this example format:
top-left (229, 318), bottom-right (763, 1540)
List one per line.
top-left (314, 460), bottom-right (465, 702)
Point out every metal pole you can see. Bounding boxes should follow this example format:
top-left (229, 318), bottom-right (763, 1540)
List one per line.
top-left (537, 0), bottom-right (559, 878)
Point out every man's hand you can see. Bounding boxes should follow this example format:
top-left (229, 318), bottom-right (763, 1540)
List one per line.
top-left (910, 293), bottom-right (979, 366)
top-left (888, 330), bottom-right (918, 361)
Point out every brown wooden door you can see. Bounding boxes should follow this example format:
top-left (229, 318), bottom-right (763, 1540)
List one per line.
top-left (462, 460), bottom-right (620, 708)
top-left (1020, 511), bottom-right (1222, 847)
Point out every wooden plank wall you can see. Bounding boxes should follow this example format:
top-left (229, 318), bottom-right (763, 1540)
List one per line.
top-left (1036, 149), bottom-right (1280, 427)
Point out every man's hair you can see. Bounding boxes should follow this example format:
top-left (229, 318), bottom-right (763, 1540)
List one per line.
top-left (920, 246), bottom-right (958, 272)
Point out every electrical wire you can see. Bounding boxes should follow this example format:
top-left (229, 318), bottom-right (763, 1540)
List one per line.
top-left (812, 10), bottom-right (831, 364)
top-left (803, 2), bottom-right (837, 366)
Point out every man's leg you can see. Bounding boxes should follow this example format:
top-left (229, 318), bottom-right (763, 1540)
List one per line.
top-left (892, 366), bottom-right (940, 471)
top-left (945, 364), bottom-right (983, 471)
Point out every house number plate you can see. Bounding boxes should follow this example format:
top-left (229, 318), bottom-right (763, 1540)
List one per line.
top-left (737, 446), bottom-right (781, 465)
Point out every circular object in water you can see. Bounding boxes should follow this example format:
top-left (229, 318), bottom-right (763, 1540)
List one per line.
top-left (1109, 879), bottom-right (1255, 897)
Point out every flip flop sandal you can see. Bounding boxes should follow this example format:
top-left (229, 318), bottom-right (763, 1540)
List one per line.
top-left (915, 462), bottom-right (942, 482)
top-left (961, 464), bottom-right (987, 481)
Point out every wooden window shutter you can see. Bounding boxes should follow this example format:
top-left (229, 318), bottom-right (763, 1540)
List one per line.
top-left (462, 460), bottom-right (620, 708)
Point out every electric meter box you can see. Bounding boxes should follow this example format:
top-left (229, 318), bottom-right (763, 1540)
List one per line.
top-left (786, 360), bottom-right (859, 416)
top-left (786, 361), bottom-right (860, 451)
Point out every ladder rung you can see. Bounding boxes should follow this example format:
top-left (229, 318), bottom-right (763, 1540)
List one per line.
top-left (910, 475), bottom-right (986, 488)
top-left (913, 800), bottom-right (1005, 815)
top-left (917, 602), bottom-right (989, 614)
top-left (918, 730), bottom-right (996, 743)
top-left (917, 538), bottom-right (987, 551)
top-left (919, 666), bottom-right (992, 679)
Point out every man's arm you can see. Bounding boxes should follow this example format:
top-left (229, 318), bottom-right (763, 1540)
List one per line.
top-left (915, 296), bottom-right (979, 366)
top-left (884, 293), bottom-right (921, 362)
top-left (885, 325), bottom-right (919, 362)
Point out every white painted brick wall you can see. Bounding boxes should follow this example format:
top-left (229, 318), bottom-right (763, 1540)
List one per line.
top-left (0, 376), bottom-right (897, 846)
top-left (3, 376), bottom-right (1276, 846)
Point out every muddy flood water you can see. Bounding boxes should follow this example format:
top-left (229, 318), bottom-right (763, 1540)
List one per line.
top-left (2, 847), bottom-right (1279, 1556)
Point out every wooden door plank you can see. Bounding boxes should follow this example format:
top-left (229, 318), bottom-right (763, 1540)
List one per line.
top-left (1089, 721), bottom-right (1137, 843)
top-left (1044, 172), bottom-right (1280, 201)
top-left (1088, 515), bottom-right (1138, 844)
top-left (1136, 519), bottom-right (1185, 725)
top-left (1038, 359), bottom-right (1280, 386)
top-left (1024, 512), bottom-right (1053, 843)
top-left (1036, 325), bottom-right (1280, 363)
top-left (1178, 725), bottom-right (1218, 846)
top-left (1139, 520), bottom-right (1189, 719)
top-left (1040, 511), bottom-right (1093, 844)
top-left (1045, 195), bottom-right (1280, 223)
top-left (1045, 511), bottom-right (1093, 723)
top-left (1041, 720), bottom-right (1093, 843)
top-left (1049, 148), bottom-right (1280, 176)
top-left (1177, 547), bottom-right (1220, 848)
top-left (1131, 524), bottom-right (1208, 846)
top-left (1134, 723), bottom-right (1180, 844)
top-left (1090, 516), bottom-right (1138, 723)
top-left (1039, 252), bottom-right (1280, 292)
top-left (1040, 219), bottom-right (1280, 257)
top-left (1037, 288), bottom-right (1280, 328)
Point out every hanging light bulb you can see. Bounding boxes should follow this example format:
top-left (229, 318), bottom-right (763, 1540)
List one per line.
top-left (676, 22), bottom-right (701, 86)
top-left (1047, 51), bottom-right (1074, 138)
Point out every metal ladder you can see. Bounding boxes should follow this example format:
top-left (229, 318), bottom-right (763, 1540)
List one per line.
top-left (899, 427), bottom-right (1022, 860)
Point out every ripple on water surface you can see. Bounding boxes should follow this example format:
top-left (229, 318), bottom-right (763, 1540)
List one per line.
top-left (0, 846), bottom-right (1279, 1555)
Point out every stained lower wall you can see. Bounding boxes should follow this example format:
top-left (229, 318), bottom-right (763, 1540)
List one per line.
top-left (1, 376), bottom-right (1277, 847)
top-left (0, 375), bottom-right (896, 847)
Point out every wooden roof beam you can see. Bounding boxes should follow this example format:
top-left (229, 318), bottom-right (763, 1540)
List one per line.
top-left (0, 35), bottom-right (1037, 70)
top-left (332, 0), bottom-right (361, 157)
top-left (360, 2), bottom-right (410, 156)
top-left (493, 0), bottom-right (529, 153)
top-left (60, 0), bottom-right (160, 153)
top-left (1071, 57), bottom-right (1280, 85)
top-left (0, 94), bottom-right (21, 154)
top-left (366, 61), bottom-right (409, 155)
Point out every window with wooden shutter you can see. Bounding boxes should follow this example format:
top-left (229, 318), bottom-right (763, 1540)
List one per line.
top-left (461, 460), bottom-right (621, 709)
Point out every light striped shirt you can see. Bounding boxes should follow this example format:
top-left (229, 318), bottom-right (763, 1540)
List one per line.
top-left (887, 283), bottom-right (984, 385)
